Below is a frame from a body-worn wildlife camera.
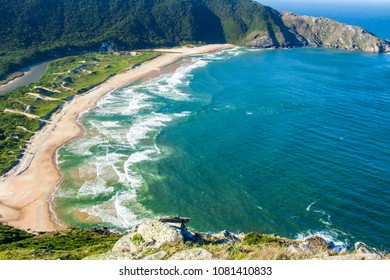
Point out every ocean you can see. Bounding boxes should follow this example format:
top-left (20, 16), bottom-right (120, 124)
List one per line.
top-left (54, 4), bottom-right (390, 251)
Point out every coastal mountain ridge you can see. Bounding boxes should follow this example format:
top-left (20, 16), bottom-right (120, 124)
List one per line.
top-left (1, 0), bottom-right (389, 80)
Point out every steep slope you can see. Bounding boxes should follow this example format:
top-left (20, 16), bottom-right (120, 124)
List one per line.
top-left (0, 0), bottom-right (389, 80)
top-left (0, 0), bottom-right (227, 79)
top-left (242, 10), bottom-right (390, 53)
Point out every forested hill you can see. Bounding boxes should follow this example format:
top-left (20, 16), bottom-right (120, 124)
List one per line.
top-left (0, 0), bottom-right (272, 80)
top-left (1, 0), bottom-right (389, 80)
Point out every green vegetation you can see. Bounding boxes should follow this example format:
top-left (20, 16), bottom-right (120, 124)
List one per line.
top-left (0, 51), bottom-right (160, 174)
top-left (0, 223), bottom-right (122, 260)
top-left (0, 223), bottom-right (34, 245)
top-left (243, 232), bottom-right (283, 245)
top-left (130, 233), bottom-right (145, 246)
top-left (0, 72), bottom-right (24, 86)
top-left (0, 0), bottom-right (285, 80)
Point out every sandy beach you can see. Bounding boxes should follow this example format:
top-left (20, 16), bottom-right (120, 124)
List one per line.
top-left (0, 44), bottom-right (232, 232)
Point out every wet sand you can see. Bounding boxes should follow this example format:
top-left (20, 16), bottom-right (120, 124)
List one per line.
top-left (0, 44), bottom-right (232, 232)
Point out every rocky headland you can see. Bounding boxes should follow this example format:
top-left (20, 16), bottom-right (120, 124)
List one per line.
top-left (0, 218), bottom-right (388, 260)
top-left (85, 219), bottom-right (388, 260)
top-left (243, 10), bottom-right (390, 53)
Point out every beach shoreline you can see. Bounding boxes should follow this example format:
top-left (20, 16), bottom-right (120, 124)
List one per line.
top-left (0, 44), bottom-right (233, 232)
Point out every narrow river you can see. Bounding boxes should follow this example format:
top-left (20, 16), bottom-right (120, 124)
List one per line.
top-left (0, 61), bottom-right (51, 94)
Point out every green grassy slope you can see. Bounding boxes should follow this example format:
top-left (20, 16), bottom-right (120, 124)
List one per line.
top-left (0, 51), bottom-right (159, 174)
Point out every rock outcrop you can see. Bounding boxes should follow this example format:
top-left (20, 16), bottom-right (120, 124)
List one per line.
top-left (88, 220), bottom-right (212, 260)
top-left (83, 219), bottom-right (389, 260)
top-left (112, 220), bottom-right (186, 253)
top-left (243, 10), bottom-right (390, 53)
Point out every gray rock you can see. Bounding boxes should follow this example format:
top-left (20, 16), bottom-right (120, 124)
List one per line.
top-left (305, 236), bottom-right (330, 249)
top-left (137, 220), bottom-right (184, 247)
top-left (243, 11), bottom-right (390, 54)
top-left (168, 248), bottom-right (214, 260)
top-left (287, 244), bottom-right (304, 254)
top-left (299, 236), bottom-right (331, 254)
top-left (354, 242), bottom-right (384, 260)
top-left (112, 232), bottom-right (144, 253)
top-left (112, 220), bottom-right (184, 253)
top-left (142, 251), bottom-right (168, 260)
top-left (212, 230), bottom-right (241, 243)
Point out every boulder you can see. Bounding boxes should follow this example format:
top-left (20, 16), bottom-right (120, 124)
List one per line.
top-left (112, 220), bottom-right (184, 253)
top-left (354, 242), bottom-right (384, 260)
top-left (137, 220), bottom-right (184, 247)
top-left (305, 236), bottom-right (330, 249)
top-left (300, 236), bottom-right (331, 254)
top-left (211, 230), bottom-right (241, 244)
top-left (168, 248), bottom-right (214, 260)
top-left (112, 232), bottom-right (145, 253)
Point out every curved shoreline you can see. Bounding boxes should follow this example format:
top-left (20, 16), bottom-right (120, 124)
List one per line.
top-left (0, 44), bottom-right (233, 232)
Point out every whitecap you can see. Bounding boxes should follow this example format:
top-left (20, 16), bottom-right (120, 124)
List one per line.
top-left (77, 176), bottom-right (114, 198)
top-left (296, 230), bottom-right (349, 253)
top-left (306, 201), bottom-right (317, 212)
top-left (126, 113), bottom-right (173, 149)
top-left (74, 135), bottom-right (108, 156)
top-left (173, 111), bottom-right (192, 118)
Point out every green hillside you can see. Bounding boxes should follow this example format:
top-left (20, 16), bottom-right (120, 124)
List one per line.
top-left (0, 0), bottom-right (278, 80)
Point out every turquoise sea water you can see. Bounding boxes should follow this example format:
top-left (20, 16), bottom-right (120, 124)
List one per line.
top-left (54, 3), bottom-right (390, 251)
top-left (55, 47), bottom-right (390, 251)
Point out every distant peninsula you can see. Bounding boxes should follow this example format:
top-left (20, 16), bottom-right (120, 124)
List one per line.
top-left (1, 0), bottom-right (389, 82)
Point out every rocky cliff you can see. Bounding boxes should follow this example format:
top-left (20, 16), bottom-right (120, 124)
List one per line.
top-left (85, 220), bottom-right (389, 260)
top-left (243, 10), bottom-right (390, 53)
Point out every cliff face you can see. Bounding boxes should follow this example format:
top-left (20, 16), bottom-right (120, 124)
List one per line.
top-left (243, 10), bottom-right (390, 53)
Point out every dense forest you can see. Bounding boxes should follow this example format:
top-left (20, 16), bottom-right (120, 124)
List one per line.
top-left (0, 0), bottom-right (281, 80)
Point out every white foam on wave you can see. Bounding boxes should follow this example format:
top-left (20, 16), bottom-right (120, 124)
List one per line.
top-left (62, 46), bottom-right (246, 229)
top-left (77, 176), bottom-right (114, 198)
top-left (80, 191), bottom-right (141, 229)
top-left (123, 91), bottom-right (154, 115)
top-left (114, 191), bottom-right (141, 228)
top-left (123, 149), bottom-right (155, 189)
top-left (314, 209), bottom-right (332, 224)
top-left (126, 113), bottom-right (173, 149)
top-left (90, 120), bottom-right (127, 144)
top-left (94, 88), bottom-right (154, 117)
top-left (306, 201), bottom-right (317, 212)
top-left (145, 78), bottom-right (190, 101)
top-left (296, 230), bottom-right (349, 253)
top-left (105, 152), bottom-right (128, 184)
top-left (127, 149), bottom-right (155, 165)
top-left (166, 59), bottom-right (208, 88)
top-left (74, 135), bottom-right (108, 156)
top-left (173, 111), bottom-right (192, 118)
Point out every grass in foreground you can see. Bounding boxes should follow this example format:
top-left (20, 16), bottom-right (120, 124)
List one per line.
top-left (0, 223), bottom-right (122, 260)
top-left (0, 51), bottom-right (160, 174)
